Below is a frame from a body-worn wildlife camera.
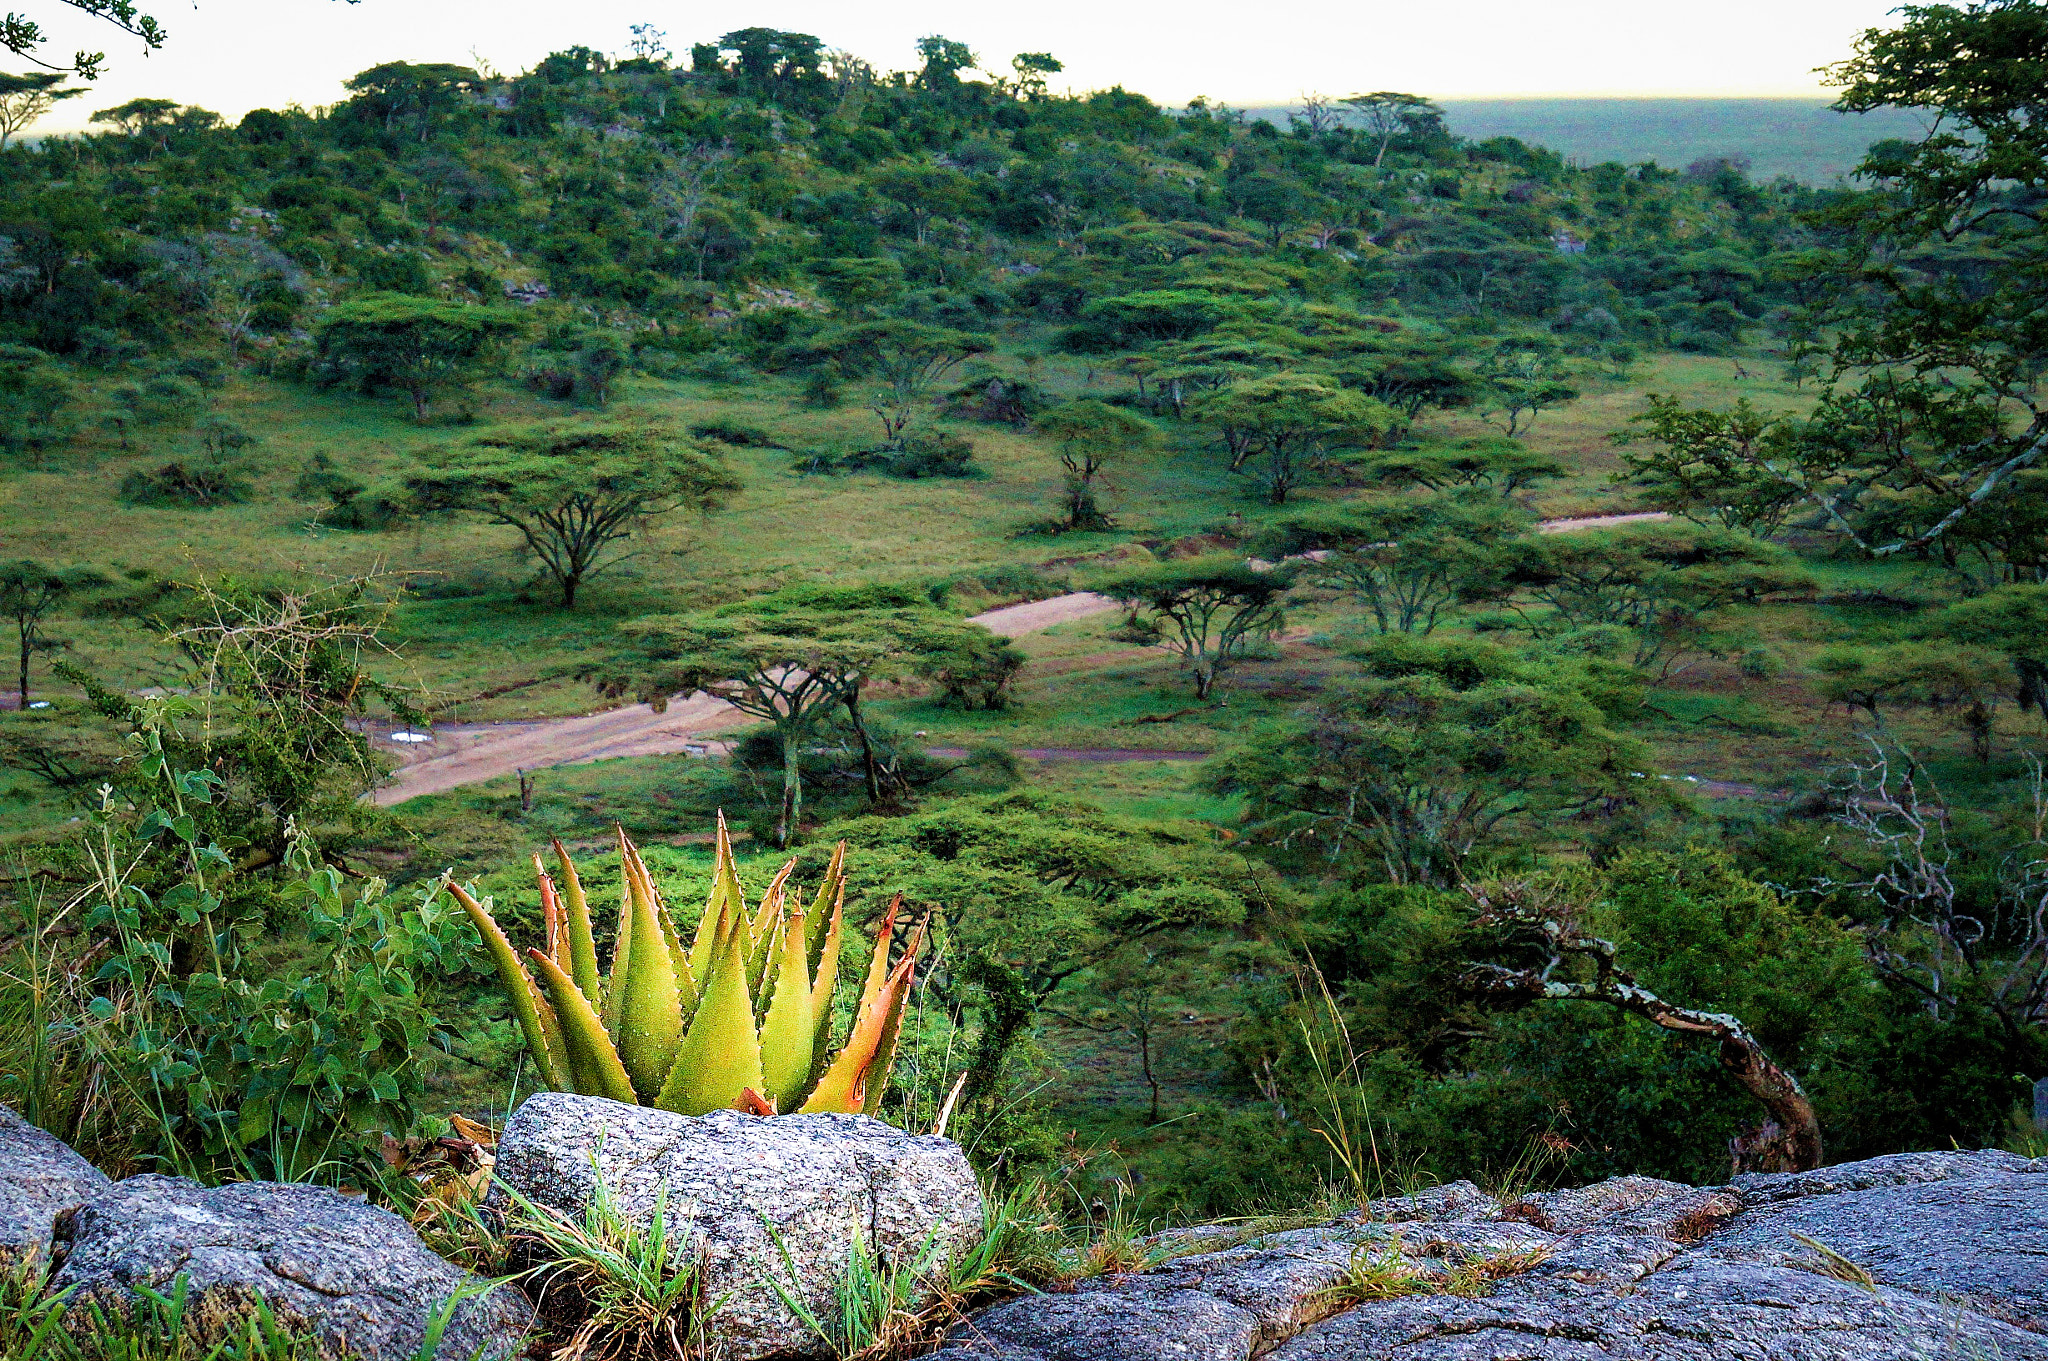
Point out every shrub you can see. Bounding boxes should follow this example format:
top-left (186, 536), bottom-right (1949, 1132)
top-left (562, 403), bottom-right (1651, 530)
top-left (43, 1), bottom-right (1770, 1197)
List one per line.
top-left (841, 430), bottom-right (978, 479)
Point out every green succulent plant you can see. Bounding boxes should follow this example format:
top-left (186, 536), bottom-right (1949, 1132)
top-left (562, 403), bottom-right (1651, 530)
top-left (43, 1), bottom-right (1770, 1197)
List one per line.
top-left (446, 819), bottom-right (924, 1118)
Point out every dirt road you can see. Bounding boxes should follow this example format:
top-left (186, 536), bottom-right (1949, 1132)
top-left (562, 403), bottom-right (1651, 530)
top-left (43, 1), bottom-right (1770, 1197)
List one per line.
top-left (371, 511), bottom-right (1676, 804)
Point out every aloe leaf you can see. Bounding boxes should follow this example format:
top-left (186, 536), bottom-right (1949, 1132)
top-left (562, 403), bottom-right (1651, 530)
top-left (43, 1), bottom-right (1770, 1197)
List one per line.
top-left (601, 856), bottom-right (632, 1041)
top-left (689, 813), bottom-right (744, 983)
top-left (857, 894), bottom-right (904, 1014)
top-left (528, 949), bottom-right (638, 1105)
top-left (799, 944), bottom-right (919, 1115)
top-left (535, 855), bottom-right (563, 968)
top-left (862, 914), bottom-right (928, 1116)
top-left (747, 860), bottom-right (796, 1008)
top-left (757, 896), bottom-right (816, 1110)
top-left (807, 873), bottom-right (846, 1078)
top-left (614, 830), bottom-right (688, 1104)
top-left (445, 880), bottom-right (569, 1092)
top-left (656, 892), bottom-right (766, 1116)
top-left (551, 837), bottom-right (604, 1008)
top-left (804, 842), bottom-right (846, 978)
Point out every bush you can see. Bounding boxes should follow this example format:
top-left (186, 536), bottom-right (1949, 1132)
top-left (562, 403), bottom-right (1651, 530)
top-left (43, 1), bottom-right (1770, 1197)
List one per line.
top-left (120, 460), bottom-right (252, 507)
top-left (688, 421), bottom-right (787, 449)
top-left (840, 430), bottom-right (979, 479)
top-left (521, 364), bottom-right (577, 400)
top-left (681, 348), bottom-right (751, 383)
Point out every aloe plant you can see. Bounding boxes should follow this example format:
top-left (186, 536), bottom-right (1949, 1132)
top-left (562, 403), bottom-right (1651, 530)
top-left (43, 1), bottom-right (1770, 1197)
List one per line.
top-left (446, 818), bottom-right (924, 1118)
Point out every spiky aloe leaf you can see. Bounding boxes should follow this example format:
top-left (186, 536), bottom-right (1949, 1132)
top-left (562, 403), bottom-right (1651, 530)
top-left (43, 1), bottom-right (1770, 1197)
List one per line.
top-left (656, 890), bottom-right (766, 1115)
top-left (807, 872), bottom-right (846, 1079)
top-left (535, 855), bottom-right (563, 968)
top-left (757, 897), bottom-right (817, 1110)
top-left (445, 880), bottom-right (569, 1092)
top-left (613, 829), bottom-right (688, 1104)
top-left (804, 843), bottom-right (846, 978)
top-left (799, 943), bottom-right (920, 1115)
top-left (862, 912), bottom-right (928, 1117)
top-left (689, 814), bottom-right (744, 983)
top-left (528, 949), bottom-right (638, 1105)
top-left (747, 860), bottom-right (796, 1010)
top-left (550, 838), bottom-right (604, 1007)
top-left (601, 867), bottom-right (632, 1041)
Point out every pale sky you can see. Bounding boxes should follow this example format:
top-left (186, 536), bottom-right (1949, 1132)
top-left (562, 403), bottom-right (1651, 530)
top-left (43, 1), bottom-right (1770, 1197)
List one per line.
top-left (30, 0), bottom-right (1904, 135)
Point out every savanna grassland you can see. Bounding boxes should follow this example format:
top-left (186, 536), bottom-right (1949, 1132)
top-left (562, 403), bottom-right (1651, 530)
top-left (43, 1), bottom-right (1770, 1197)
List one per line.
top-left (2, 7), bottom-right (2046, 1252)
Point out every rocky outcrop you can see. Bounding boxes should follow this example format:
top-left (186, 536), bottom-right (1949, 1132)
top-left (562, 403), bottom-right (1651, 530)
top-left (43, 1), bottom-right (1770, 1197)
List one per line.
top-left (48, 1175), bottom-right (532, 1361)
top-left (492, 1091), bottom-right (985, 1361)
top-left (941, 1150), bottom-right (2048, 1361)
top-left (0, 1103), bottom-right (110, 1266)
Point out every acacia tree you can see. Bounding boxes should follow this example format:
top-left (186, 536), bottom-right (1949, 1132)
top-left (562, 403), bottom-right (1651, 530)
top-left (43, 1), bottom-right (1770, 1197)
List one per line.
top-left (1613, 395), bottom-right (1809, 537)
top-left (315, 293), bottom-right (522, 421)
top-left (1338, 91), bottom-right (1443, 166)
top-left (1814, 642), bottom-right (2007, 759)
top-left (1187, 372), bottom-right (1390, 504)
top-left (402, 425), bottom-right (739, 608)
top-left (808, 320), bottom-right (991, 448)
top-left (1, 558), bottom-right (103, 703)
top-left (609, 600), bottom-right (1004, 841)
top-left (1635, 3), bottom-right (2048, 576)
top-left (1096, 556), bottom-right (1292, 699)
top-left (1505, 521), bottom-right (1816, 672)
top-left (0, 71), bottom-right (79, 146)
top-left (1932, 583), bottom-right (2048, 726)
top-left (1205, 637), bottom-right (1659, 884)
top-left (1033, 399), bottom-right (1161, 531)
top-left (1266, 495), bottom-right (1527, 635)
top-left (1462, 877), bottom-right (1825, 1172)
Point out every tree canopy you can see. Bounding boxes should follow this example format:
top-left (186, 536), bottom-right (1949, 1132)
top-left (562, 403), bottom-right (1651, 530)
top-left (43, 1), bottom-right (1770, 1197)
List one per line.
top-left (402, 424), bottom-right (740, 607)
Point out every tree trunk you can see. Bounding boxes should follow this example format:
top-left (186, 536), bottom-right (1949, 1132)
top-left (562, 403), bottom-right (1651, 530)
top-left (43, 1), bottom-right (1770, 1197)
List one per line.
top-left (846, 691), bottom-right (881, 805)
top-left (777, 725), bottom-right (802, 847)
top-left (560, 573), bottom-right (580, 609)
top-left (16, 626), bottom-right (27, 708)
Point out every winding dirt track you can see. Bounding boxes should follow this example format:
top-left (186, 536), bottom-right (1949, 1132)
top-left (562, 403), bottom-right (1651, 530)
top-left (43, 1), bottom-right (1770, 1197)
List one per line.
top-left (370, 511), bottom-right (1673, 805)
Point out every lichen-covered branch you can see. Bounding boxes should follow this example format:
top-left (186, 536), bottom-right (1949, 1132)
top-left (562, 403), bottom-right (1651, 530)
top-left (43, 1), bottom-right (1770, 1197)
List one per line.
top-left (1461, 881), bottom-right (1823, 1172)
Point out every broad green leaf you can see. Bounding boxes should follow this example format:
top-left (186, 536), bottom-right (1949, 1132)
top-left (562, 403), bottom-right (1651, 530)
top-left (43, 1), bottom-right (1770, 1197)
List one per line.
top-left (528, 949), bottom-right (638, 1105)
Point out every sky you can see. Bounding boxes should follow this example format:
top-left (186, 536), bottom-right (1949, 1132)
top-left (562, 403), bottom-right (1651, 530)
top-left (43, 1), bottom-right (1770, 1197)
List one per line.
top-left (29, 0), bottom-right (1906, 134)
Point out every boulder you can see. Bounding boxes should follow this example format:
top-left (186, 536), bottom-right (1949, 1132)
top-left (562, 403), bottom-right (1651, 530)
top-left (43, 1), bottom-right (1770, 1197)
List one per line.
top-left (0, 1104), bottom-right (109, 1266)
top-left (939, 1287), bottom-right (1260, 1361)
top-left (492, 1091), bottom-right (984, 1361)
top-left (1707, 1150), bottom-right (2048, 1328)
top-left (47, 1175), bottom-right (532, 1361)
top-left (947, 1149), bottom-right (2048, 1361)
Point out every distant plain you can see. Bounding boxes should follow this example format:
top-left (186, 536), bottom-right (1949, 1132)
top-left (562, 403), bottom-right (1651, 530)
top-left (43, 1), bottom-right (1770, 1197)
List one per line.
top-left (1256, 97), bottom-right (1930, 182)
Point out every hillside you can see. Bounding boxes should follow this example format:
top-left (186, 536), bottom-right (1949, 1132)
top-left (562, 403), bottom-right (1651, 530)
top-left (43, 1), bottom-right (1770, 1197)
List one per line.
top-left (0, 14), bottom-right (2044, 1301)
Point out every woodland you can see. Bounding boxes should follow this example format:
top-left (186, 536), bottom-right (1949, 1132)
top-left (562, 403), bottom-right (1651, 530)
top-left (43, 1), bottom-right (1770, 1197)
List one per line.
top-left (0, 4), bottom-right (2045, 1341)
